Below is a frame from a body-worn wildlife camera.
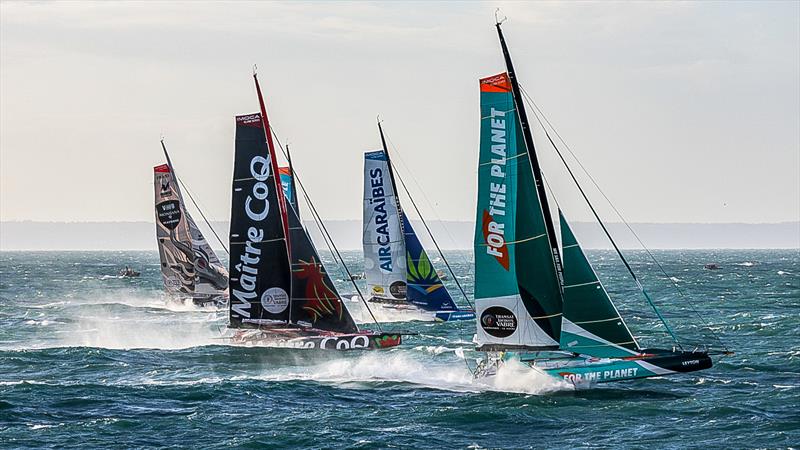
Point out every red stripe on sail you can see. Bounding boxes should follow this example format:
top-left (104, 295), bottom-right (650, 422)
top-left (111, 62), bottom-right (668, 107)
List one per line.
top-left (154, 164), bottom-right (171, 173)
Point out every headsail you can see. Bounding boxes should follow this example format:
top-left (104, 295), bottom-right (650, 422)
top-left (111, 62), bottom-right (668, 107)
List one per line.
top-left (277, 165), bottom-right (359, 333)
top-left (289, 204), bottom-right (358, 331)
top-left (402, 214), bottom-right (456, 311)
top-left (474, 73), bottom-right (562, 350)
top-left (228, 113), bottom-right (292, 328)
top-left (362, 150), bottom-right (407, 300)
top-left (559, 211), bottom-right (638, 357)
top-left (185, 213), bottom-right (229, 298)
top-left (154, 164), bottom-right (196, 296)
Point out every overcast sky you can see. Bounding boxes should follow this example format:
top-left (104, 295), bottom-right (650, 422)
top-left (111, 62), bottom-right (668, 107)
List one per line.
top-left (1, 1), bottom-right (798, 225)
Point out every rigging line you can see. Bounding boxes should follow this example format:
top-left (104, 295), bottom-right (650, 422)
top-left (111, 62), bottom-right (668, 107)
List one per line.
top-left (160, 139), bottom-right (230, 256)
top-left (393, 164), bottom-right (475, 311)
top-left (175, 177), bottom-right (230, 255)
top-left (521, 88), bottom-right (684, 349)
top-left (382, 133), bottom-right (466, 255)
top-left (541, 171), bottom-right (641, 350)
top-left (520, 86), bottom-right (728, 353)
top-left (268, 126), bottom-right (383, 331)
top-left (382, 136), bottom-right (475, 311)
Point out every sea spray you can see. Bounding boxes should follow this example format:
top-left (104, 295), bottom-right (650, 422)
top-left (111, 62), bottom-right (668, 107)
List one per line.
top-left (252, 351), bottom-right (571, 395)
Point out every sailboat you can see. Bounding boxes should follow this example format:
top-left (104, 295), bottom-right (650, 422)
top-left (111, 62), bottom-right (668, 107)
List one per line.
top-left (361, 122), bottom-right (476, 322)
top-left (472, 21), bottom-right (720, 384)
top-left (225, 73), bottom-right (403, 351)
top-left (153, 153), bottom-right (229, 307)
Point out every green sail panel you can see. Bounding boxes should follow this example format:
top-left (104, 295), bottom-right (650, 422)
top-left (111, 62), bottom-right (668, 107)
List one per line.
top-left (474, 73), bottom-right (560, 349)
top-left (559, 211), bottom-right (639, 357)
top-left (511, 115), bottom-right (564, 342)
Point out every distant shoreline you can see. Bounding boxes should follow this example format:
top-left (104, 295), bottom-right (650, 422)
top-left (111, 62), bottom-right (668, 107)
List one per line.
top-left (1, 220), bottom-right (798, 251)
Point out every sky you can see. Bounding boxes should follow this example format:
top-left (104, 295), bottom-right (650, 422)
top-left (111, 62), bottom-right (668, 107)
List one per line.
top-left (1, 1), bottom-right (798, 224)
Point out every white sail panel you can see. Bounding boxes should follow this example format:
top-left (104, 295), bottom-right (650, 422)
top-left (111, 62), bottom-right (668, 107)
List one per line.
top-left (362, 150), bottom-right (406, 300)
top-left (476, 295), bottom-right (559, 348)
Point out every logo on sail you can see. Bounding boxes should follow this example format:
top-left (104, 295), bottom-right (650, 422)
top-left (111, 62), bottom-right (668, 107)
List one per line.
top-left (231, 151), bottom-right (273, 319)
top-left (482, 106), bottom-right (509, 270)
top-left (261, 287), bottom-right (289, 314)
top-left (480, 306), bottom-right (517, 338)
top-left (160, 177), bottom-right (172, 198)
top-left (368, 166), bottom-right (393, 273)
top-left (156, 200), bottom-right (182, 230)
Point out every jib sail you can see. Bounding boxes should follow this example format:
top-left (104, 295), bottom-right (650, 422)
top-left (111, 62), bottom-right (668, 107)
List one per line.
top-left (184, 212), bottom-right (229, 298)
top-left (277, 166), bottom-right (359, 333)
top-left (362, 150), bottom-right (407, 301)
top-left (154, 163), bottom-right (196, 296)
top-left (474, 73), bottom-right (562, 350)
top-left (402, 213), bottom-right (457, 311)
top-left (228, 112), bottom-right (292, 328)
top-left (277, 168), bottom-right (358, 333)
top-left (559, 211), bottom-right (638, 357)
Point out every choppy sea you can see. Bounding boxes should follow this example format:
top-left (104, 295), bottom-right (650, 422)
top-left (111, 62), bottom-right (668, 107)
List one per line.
top-left (0, 249), bottom-right (798, 448)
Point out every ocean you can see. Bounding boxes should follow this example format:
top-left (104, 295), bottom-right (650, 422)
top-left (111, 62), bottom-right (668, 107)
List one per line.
top-left (0, 249), bottom-right (797, 448)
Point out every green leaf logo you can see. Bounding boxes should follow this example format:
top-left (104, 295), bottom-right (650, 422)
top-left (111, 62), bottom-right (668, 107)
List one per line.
top-left (418, 251), bottom-right (431, 279)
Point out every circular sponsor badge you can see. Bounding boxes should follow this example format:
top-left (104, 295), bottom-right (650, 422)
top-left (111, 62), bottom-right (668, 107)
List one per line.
top-left (261, 287), bottom-right (289, 314)
top-left (389, 281), bottom-right (407, 299)
top-left (480, 306), bottom-right (517, 338)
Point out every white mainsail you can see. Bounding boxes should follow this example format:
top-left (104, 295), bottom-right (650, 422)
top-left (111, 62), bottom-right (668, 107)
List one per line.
top-left (362, 150), bottom-right (406, 300)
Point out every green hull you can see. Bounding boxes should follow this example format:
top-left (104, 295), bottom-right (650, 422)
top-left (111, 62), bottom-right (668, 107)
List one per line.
top-left (504, 349), bottom-right (713, 385)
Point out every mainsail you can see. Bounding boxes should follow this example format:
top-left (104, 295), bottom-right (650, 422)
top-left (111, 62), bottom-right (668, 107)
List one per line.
top-left (473, 73), bottom-right (562, 350)
top-left (228, 113), bottom-right (292, 327)
top-left (154, 163), bottom-right (228, 299)
top-left (559, 211), bottom-right (639, 357)
top-left (362, 150), bottom-right (407, 300)
top-left (154, 164), bottom-right (196, 296)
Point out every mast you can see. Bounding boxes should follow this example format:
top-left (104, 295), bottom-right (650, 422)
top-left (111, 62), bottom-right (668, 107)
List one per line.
top-left (495, 22), bottom-right (564, 288)
top-left (253, 73), bottom-right (292, 266)
top-left (253, 72), bottom-right (293, 317)
top-left (378, 120), bottom-right (406, 222)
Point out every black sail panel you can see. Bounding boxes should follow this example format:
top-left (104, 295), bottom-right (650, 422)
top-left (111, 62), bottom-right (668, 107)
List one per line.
top-left (228, 113), bottom-right (292, 328)
top-left (286, 204), bottom-right (359, 333)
